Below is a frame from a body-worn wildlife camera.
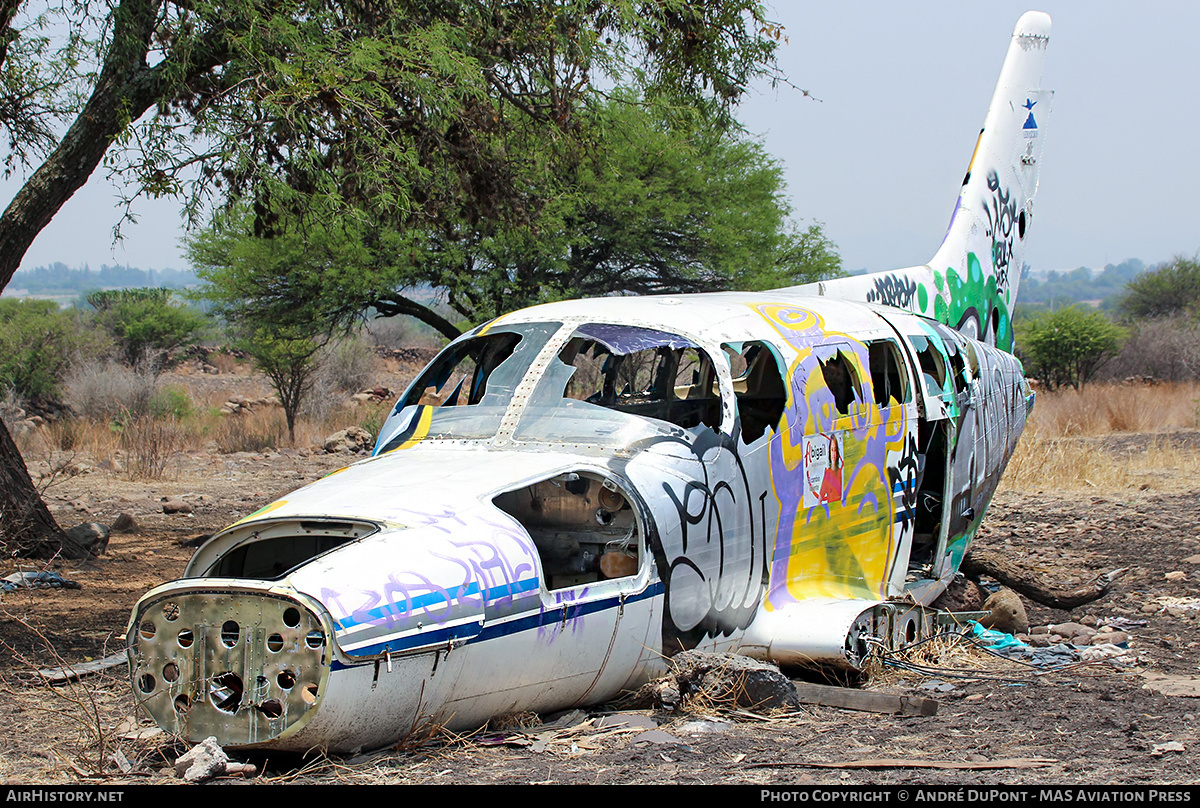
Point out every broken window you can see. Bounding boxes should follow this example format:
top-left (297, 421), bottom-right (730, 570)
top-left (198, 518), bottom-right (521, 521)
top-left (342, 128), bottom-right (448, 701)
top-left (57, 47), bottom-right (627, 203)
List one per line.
top-left (494, 473), bottom-right (641, 591)
top-left (198, 520), bottom-right (378, 580)
top-left (376, 322), bottom-right (557, 449)
top-left (724, 341), bottom-right (786, 444)
top-left (399, 331), bottom-right (522, 409)
top-left (514, 323), bottom-right (724, 443)
top-left (815, 345), bottom-right (862, 415)
top-left (909, 334), bottom-right (949, 398)
top-left (866, 339), bottom-right (911, 407)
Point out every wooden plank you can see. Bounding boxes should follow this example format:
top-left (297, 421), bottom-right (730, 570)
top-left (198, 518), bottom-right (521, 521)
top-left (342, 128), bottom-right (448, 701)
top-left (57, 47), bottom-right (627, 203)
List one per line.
top-left (760, 757), bottom-right (1056, 771)
top-left (791, 682), bottom-right (938, 716)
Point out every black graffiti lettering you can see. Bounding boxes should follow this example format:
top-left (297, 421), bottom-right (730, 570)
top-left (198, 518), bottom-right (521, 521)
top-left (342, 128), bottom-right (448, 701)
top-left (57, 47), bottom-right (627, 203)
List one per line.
top-left (865, 273), bottom-right (919, 308)
top-left (654, 426), bottom-right (771, 648)
top-left (983, 169), bottom-right (1018, 289)
top-left (887, 432), bottom-right (921, 531)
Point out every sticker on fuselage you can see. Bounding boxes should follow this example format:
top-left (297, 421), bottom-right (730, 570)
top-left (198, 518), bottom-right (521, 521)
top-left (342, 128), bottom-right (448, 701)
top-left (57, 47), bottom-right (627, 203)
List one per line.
top-left (803, 432), bottom-right (844, 508)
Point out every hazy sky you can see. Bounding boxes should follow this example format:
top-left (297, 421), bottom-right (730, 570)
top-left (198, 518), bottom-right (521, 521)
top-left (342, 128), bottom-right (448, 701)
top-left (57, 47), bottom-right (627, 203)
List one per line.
top-left (4, 2), bottom-right (1198, 276)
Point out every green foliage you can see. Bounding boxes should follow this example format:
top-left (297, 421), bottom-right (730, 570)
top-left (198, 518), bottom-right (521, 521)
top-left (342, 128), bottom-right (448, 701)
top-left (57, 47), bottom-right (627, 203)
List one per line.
top-left (0, 298), bottom-right (105, 402)
top-left (1017, 306), bottom-right (1124, 391)
top-left (90, 288), bottom-right (208, 368)
top-left (191, 92), bottom-right (841, 339)
top-left (149, 385), bottom-right (194, 420)
top-left (105, 0), bottom-right (785, 243)
top-left (1118, 255), bottom-right (1200, 320)
top-left (87, 287), bottom-right (172, 312)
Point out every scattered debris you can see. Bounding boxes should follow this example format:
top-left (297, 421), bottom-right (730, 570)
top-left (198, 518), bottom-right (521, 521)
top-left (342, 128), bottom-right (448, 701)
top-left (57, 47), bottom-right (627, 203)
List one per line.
top-left (174, 737), bottom-right (257, 783)
top-left (1078, 644), bottom-right (1137, 665)
top-left (36, 651), bottom-right (127, 684)
top-left (794, 681), bottom-right (939, 716)
top-left (627, 651), bottom-right (800, 712)
top-left (1142, 671), bottom-right (1200, 698)
top-left (2, 570), bottom-right (82, 593)
top-left (1151, 741), bottom-right (1185, 756)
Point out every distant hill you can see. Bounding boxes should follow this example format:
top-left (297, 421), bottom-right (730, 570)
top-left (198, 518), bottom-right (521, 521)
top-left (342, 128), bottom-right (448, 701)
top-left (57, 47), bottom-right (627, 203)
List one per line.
top-left (1017, 259), bottom-right (1147, 312)
top-left (4, 263), bottom-right (198, 297)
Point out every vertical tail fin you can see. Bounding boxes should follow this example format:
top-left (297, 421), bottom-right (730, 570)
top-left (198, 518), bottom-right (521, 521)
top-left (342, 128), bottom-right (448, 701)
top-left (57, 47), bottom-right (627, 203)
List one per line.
top-left (781, 11), bottom-right (1052, 353)
top-left (928, 10), bottom-right (1052, 349)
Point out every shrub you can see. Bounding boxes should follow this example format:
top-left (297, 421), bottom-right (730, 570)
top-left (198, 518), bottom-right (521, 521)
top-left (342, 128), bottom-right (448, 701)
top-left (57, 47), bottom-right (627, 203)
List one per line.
top-left (90, 288), bottom-right (208, 371)
top-left (1118, 254), bottom-right (1200, 320)
top-left (1098, 314), bottom-right (1200, 382)
top-left (0, 299), bottom-right (106, 402)
top-left (120, 416), bottom-right (186, 480)
top-left (1017, 306), bottom-right (1123, 391)
top-left (149, 385), bottom-right (195, 419)
top-left (300, 335), bottom-right (381, 421)
top-left (63, 362), bottom-right (159, 420)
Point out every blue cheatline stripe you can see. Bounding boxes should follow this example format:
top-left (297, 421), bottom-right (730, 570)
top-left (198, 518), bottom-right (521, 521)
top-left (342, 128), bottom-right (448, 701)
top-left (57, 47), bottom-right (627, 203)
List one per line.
top-left (329, 580), bottom-right (665, 671)
top-left (335, 577), bottom-right (541, 631)
top-left (340, 619), bottom-right (485, 659)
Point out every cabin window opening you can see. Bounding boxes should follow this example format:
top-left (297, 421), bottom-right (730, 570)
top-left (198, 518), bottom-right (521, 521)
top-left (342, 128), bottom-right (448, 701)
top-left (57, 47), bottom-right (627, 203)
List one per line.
top-left (816, 347), bottom-right (860, 415)
top-left (866, 339), bottom-right (911, 407)
top-left (552, 325), bottom-right (722, 432)
top-left (910, 335), bottom-right (948, 398)
top-left (376, 322), bottom-right (560, 450)
top-left (907, 419), bottom-right (948, 575)
top-left (493, 473), bottom-right (642, 591)
top-left (723, 341), bottom-right (786, 444)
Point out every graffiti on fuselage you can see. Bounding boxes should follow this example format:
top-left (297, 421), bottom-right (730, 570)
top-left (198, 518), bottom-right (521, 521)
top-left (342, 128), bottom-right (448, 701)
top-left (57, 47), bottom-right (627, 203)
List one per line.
top-left (631, 420), bottom-right (772, 652)
top-left (933, 252), bottom-right (1013, 351)
top-left (934, 331), bottom-right (1030, 572)
top-left (866, 273), bottom-right (921, 310)
top-left (748, 303), bottom-right (914, 606)
top-left (983, 169), bottom-right (1019, 291)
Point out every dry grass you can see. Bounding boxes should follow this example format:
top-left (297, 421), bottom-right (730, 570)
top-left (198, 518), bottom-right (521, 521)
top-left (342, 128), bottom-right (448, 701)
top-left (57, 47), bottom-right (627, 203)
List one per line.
top-left (1000, 382), bottom-right (1200, 494)
top-left (1002, 433), bottom-right (1196, 493)
top-left (1028, 381), bottom-right (1200, 437)
top-left (119, 416), bottom-right (189, 480)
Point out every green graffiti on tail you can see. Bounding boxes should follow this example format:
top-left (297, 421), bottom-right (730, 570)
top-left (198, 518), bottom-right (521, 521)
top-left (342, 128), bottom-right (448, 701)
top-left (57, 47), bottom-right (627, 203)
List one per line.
top-left (932, 252), bottom-right (1012, 352)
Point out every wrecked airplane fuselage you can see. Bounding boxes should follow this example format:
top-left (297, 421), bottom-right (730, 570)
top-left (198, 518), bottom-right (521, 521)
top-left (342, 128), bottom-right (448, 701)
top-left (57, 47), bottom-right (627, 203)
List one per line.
top-left (128, 302), bottom-right (1031, 752)
top-left (129, 11), bottom-right (1050, 753)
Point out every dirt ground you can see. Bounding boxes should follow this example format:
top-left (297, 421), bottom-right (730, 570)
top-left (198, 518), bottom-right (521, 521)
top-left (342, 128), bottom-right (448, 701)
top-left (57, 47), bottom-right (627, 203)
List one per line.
top-left (2, 380), bottom-right (1199, 784)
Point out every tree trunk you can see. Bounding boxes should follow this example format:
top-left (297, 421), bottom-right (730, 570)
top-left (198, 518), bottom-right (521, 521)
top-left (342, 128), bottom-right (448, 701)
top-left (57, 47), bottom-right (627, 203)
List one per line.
top-left (0, 0), bottom-right (227, 558)
top-left (0, 418), bottom-right (91, 559)
top-left (961, 546), bottom-right (1127, 611)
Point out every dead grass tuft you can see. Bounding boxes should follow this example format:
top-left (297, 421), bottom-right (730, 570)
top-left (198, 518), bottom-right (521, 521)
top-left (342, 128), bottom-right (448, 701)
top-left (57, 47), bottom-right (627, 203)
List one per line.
top-left (1002, 433), bottom-right (1200, 493)
top-left (486, 711), bottom-right (541, 731)
top-left (213, 411), bottom-right (287, 453)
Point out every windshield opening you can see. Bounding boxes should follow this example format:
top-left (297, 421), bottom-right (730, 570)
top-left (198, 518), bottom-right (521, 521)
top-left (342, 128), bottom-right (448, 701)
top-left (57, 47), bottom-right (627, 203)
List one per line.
top-left (555, 326), bottom-right (721, 431)
top-left (375, 322), bottom-right (557, 449)
top-left (513, 323), bottom-right (724, 445)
